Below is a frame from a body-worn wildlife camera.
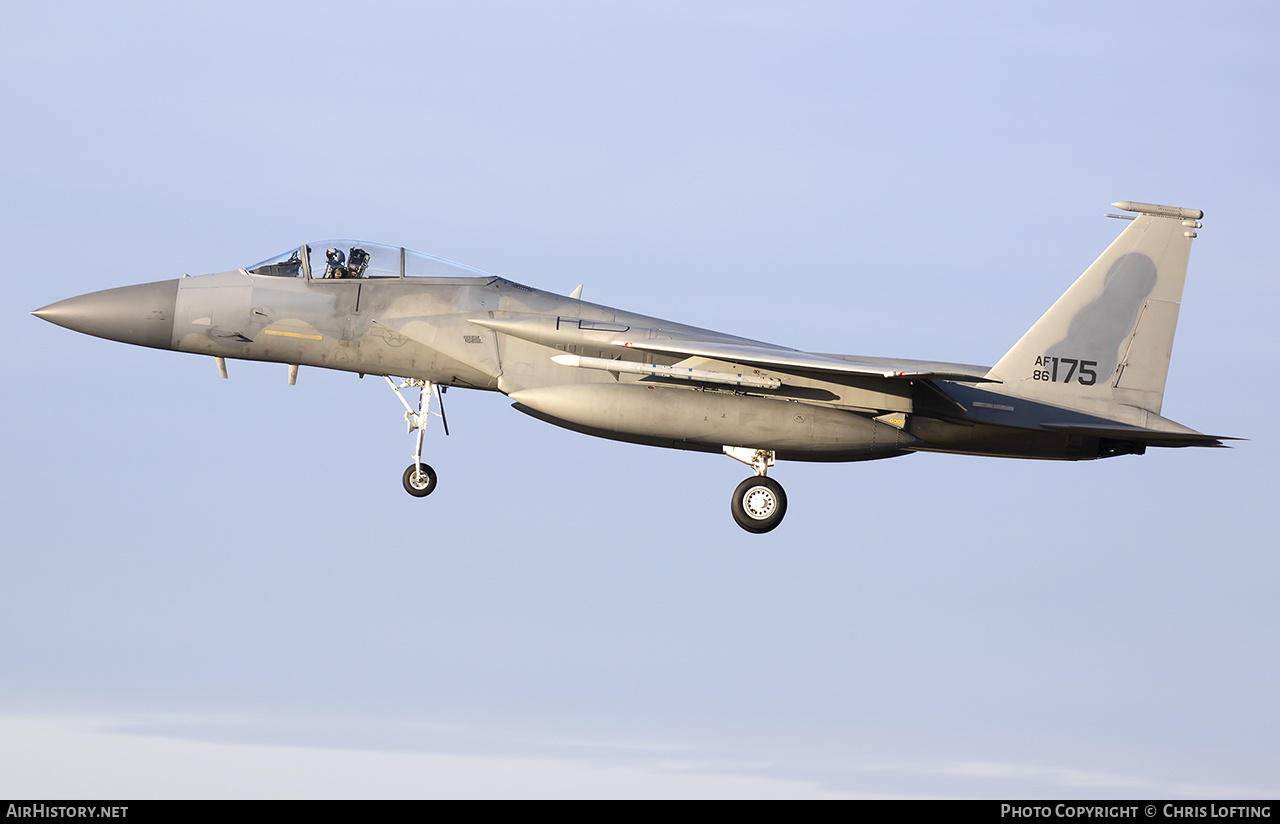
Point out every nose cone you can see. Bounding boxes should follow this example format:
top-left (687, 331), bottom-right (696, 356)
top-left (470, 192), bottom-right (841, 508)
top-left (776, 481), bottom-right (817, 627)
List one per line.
top-left (33, 279), bottom-right (179, 350)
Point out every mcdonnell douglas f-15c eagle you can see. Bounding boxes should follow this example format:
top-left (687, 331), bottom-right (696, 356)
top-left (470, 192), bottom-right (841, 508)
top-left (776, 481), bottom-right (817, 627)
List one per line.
top-left (34, 200), bottom-right (1228, 533)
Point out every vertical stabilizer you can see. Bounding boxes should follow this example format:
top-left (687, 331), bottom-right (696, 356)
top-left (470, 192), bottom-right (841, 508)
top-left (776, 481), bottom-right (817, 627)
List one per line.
top-left (986, 201), bottom-right (1202, 420)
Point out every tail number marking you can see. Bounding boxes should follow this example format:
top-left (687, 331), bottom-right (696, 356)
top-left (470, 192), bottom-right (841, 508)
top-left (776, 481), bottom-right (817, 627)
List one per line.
top-left (1032, 356), bottom-right (1097, 385)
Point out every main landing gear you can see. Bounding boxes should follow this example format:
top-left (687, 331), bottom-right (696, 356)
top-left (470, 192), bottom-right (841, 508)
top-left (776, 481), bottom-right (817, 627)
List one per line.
top-left (386, 376), bottom-right (448, 498)
top-left (724, 447), bottom-right (787, 534)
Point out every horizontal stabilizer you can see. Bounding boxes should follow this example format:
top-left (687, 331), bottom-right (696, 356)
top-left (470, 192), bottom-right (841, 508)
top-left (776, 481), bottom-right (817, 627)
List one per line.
top-left (612, 339), bottom-right (998, 383)
top-left (1039, 422), bottom-right (1232, 447)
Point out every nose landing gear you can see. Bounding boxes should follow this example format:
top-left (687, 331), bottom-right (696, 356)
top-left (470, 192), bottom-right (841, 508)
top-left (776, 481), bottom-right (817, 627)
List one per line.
top-left (402, 463), bottom-right (438, 497)
top-left (724, 447), bottom-right (786, 533)
top-left (387, 376), bottom-right (448, 498)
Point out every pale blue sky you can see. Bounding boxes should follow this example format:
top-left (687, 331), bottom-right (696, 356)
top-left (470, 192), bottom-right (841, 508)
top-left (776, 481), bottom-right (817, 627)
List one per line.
top-left (2, 1), bottom-right (1276, 798)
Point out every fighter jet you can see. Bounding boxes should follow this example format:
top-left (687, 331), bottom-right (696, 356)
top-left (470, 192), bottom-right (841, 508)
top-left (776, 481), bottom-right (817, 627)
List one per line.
top-left (33, 200), bottom-right (1227, 533)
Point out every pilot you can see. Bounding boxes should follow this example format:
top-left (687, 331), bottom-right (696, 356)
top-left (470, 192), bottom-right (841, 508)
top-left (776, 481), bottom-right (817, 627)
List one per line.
top-left (326, 248), bottom-right (349, 279)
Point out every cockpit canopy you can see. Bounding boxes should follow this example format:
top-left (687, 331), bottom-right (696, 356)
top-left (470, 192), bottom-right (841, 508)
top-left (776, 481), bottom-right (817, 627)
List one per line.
top-left (246, 241), bottom-right (493, 280)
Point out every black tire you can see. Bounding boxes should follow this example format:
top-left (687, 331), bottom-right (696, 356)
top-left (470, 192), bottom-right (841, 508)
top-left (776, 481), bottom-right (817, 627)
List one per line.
top-left (730, 476), bottom-right (787, 533)
top-left (402, 463), bottom-right (438, 497)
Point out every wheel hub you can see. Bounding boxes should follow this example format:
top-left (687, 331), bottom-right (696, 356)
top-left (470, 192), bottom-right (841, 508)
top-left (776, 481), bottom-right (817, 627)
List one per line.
top-left (743, 486), bottom-right (776, 519)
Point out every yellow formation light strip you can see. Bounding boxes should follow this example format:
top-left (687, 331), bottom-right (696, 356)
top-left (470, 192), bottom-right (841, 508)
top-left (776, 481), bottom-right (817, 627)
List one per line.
top-left (264, 329), bottom-right (323, 341)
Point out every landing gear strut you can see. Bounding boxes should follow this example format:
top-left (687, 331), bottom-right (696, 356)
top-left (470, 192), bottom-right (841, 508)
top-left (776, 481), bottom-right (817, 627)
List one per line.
top-left (724, 447), bottom-right (787, 533)
top-left (386, 376), bottom-right (448, 498)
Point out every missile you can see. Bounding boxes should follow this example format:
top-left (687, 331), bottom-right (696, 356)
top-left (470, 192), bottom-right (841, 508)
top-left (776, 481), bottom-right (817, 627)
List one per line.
top-left (551, 353), bottom-right (782, 389)
top-left (1111, 201), bottom-right (1203, 221)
